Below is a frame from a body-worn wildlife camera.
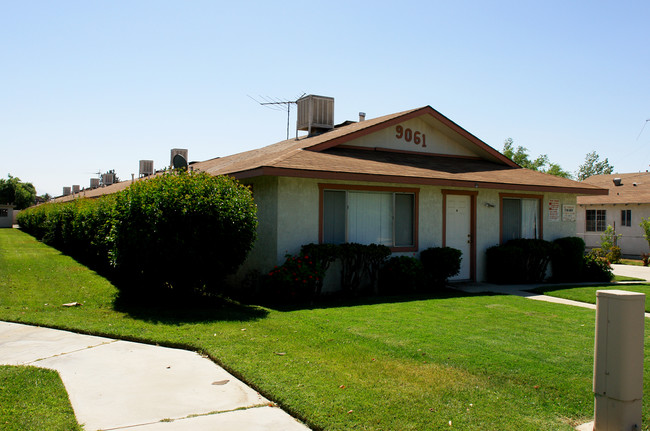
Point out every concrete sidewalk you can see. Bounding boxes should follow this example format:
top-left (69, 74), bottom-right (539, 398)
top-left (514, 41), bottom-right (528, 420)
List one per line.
top-left (611, 263), bottom-right (650, 281)
top-left (452, 264), bottom-right (650, 315)
top-left (0, 321), bottom-right (310, 431)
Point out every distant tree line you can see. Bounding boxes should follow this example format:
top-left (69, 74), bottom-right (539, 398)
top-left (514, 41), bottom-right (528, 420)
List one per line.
top-left (502, 138), bottom-right (614, 180)
top-left (0, 175), bottom-right (36, 210)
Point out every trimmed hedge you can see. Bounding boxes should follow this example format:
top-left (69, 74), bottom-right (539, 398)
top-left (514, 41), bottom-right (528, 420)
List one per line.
top-left (379, 256), bottom-right (424, 294)
top-left (111, 171), bottom-right (257, 295)
top-left (486, 239), bottom-right (553, 284)
top-left (551, 237), bottom-right (585, 282)
top-left (420, 247), bottom-right (462, 287)
top-left (18, 171), bottom-right (257, 297)
top-left (18, 197), bottom-right (117, 269)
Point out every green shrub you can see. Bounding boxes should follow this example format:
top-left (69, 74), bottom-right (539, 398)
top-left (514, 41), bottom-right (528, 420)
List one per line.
top-left (18, 198), bottom-right (116, 269)
top-left (599, 225), bottom-right (621, 256)
top-left (606, 246), bottom-right (622, 264)
top-left (551, 237), bottom-right (585, 282)
top-left (364, 243), bottom-right (392, 294)
top-left (419, 247), bottom-right (462, 287)
top-left (486, 239), bottom-right (553, 284)
top-left (299, 243), bottom-right (339, 296)
top-left (379, 256), bottom-right (424, 294)
top-left (111, 170), bottom-right (257, 297)
top-left (337, 243), bottom-right (391, 295)
top-left (267, 254), bottom-right (324, 301)
top-left (589, 247), bottom-right (605, 258)
top-left (582, 254), bottom-right (613, 282)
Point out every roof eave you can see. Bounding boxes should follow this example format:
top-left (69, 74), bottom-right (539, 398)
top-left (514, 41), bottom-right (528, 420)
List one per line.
top-left (231, 167), bottom-right (610, 194)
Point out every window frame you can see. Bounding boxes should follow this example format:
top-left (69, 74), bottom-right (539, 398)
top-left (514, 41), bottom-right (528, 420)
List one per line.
top-left (586, 209), bottom-right (607, 232)
top-left (499, 193), bottom-right (544, 244)
top-left (621, 209), bottom-right (631, 227)
top-left (318, 183), bottom-right (419, 252)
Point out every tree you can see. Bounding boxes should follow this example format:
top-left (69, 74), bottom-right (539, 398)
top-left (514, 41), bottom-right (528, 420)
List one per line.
top-left (502, 138), bottom-right (572, 178)
top-left (0, 175), bottom-right (36, 210)
top-left (640, 218), bottom-right (650, 254)
top-left (576, 151), bottom-right (614, 181)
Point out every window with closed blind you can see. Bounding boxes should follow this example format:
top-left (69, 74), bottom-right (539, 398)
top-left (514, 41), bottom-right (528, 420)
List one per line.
top-left (321, 185), bottom-right (417, 250)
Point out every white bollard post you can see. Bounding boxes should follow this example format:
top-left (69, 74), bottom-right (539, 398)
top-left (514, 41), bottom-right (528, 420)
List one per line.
top-left (593, 290), bottom-right (645, 431)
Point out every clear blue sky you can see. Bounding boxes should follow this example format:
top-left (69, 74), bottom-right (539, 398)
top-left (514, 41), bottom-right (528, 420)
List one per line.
top-left (2, 0), bottom-right (649, 197)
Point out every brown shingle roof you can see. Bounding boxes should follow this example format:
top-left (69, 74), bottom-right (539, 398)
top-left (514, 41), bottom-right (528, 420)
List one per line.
top-left (192, 108), bottom-right (606, 195)
top-left (53, 105), bottom-right (608, 201)
top-left (54, 180), bottom-right (134, 203)
top-left (577, 173), bottom-right (650, 204)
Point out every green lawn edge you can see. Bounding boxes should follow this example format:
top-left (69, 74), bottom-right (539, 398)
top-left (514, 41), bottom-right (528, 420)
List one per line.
top-left (5, 228), bottom-right (650, 430)
top-left (0, 365), bottom-right (82, 431)
top-left (533, 283), bottom-right (650, 312)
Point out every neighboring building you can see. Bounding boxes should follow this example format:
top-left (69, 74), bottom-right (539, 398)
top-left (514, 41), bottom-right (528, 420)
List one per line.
top-left (0, 205), bottom-right (14, 228)
top-left (577, 172), bottom-right (650, 257)
top-left (51, 97), bottom-right (607, 284)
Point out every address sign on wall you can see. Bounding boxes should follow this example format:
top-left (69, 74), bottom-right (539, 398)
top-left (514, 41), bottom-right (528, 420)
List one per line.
top-left (396, 125), bottom-right (427, 148)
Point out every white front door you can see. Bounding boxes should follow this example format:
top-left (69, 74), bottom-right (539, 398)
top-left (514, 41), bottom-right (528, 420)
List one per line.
top-left (445, 194), bottom-right (472, 280)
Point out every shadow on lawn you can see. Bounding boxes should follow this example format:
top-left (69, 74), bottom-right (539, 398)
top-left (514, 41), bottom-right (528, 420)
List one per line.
top-left (57, 255), bottom-right (271, 324)
top-left (256, 287), bottom-right (499, 312)
top-left (112, 289), bottom-right (270, 324)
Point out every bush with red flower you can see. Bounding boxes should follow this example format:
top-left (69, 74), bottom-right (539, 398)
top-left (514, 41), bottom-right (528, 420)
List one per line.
top-left (267, 254), bottom-right (325, 300)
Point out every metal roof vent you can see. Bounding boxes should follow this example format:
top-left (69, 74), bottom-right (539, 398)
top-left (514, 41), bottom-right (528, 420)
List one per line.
top-left (613, 178), bottom-right (622, 186)
top-left (297, 95), bottom-right (334, 136)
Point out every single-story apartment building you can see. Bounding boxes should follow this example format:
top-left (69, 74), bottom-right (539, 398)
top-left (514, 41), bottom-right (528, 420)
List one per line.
top-left (190, 97), bottom-right (606, 283)
top-left (51, 96), bottom-right (608, 284)
top-left (577, 172), bottom-right (650, 257)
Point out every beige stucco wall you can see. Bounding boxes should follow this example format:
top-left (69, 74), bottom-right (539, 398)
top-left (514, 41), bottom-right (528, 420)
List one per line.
top-left (234, 176), bottom-right (582, 285)
top-left (275, 177), bottom-right (320, 259)
top-left (346, 117), bottom-right (477, 157)
top-left (576, 203), bottom-right (650, 257)
top-left (0, 205), bottom-right (13, 228)
top-left (234, 176), bottom-right (279, 278)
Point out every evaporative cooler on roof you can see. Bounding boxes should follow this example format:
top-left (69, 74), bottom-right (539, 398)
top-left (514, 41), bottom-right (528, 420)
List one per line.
top-left (170, 149), bottom-right (188, 169)
top-left (139, 160), bottom-right (154, 177)
top-left (296, 95), bottom-right (334, 136)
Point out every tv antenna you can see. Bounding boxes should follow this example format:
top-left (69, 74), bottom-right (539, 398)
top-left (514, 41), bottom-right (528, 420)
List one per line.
top-left (637, 119), bottom-right (650, 140)
top-left (248, 93), bottom-right (306, 140)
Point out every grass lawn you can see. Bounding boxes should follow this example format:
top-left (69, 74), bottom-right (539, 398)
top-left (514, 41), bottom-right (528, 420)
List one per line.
top-left (3, 229), bottom-right (650, 430)
top-left (621, 258), bottom-right (645, 266)
top-left (614, 274), bottom-right (646, 282)
top-left (533, 283), bottom-right (650, 313)
top-left (0, 365), bottom-right (82, 431)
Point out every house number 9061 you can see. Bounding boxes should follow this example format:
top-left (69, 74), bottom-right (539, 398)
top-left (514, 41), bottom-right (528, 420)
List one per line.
top-left (396, 125), bottom-right (426, 147)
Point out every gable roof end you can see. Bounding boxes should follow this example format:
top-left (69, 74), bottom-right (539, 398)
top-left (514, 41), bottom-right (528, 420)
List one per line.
top-left (304, 106), bottom-right (519, 168)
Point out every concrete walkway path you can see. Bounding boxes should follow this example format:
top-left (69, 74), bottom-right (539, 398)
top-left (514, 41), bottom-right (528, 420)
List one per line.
top-left (452, 264), bottom-right (650, 315)
top-left (0, 321), bottom-right (310, 431)
top-left (611, 263), bottom-right (650, 281)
